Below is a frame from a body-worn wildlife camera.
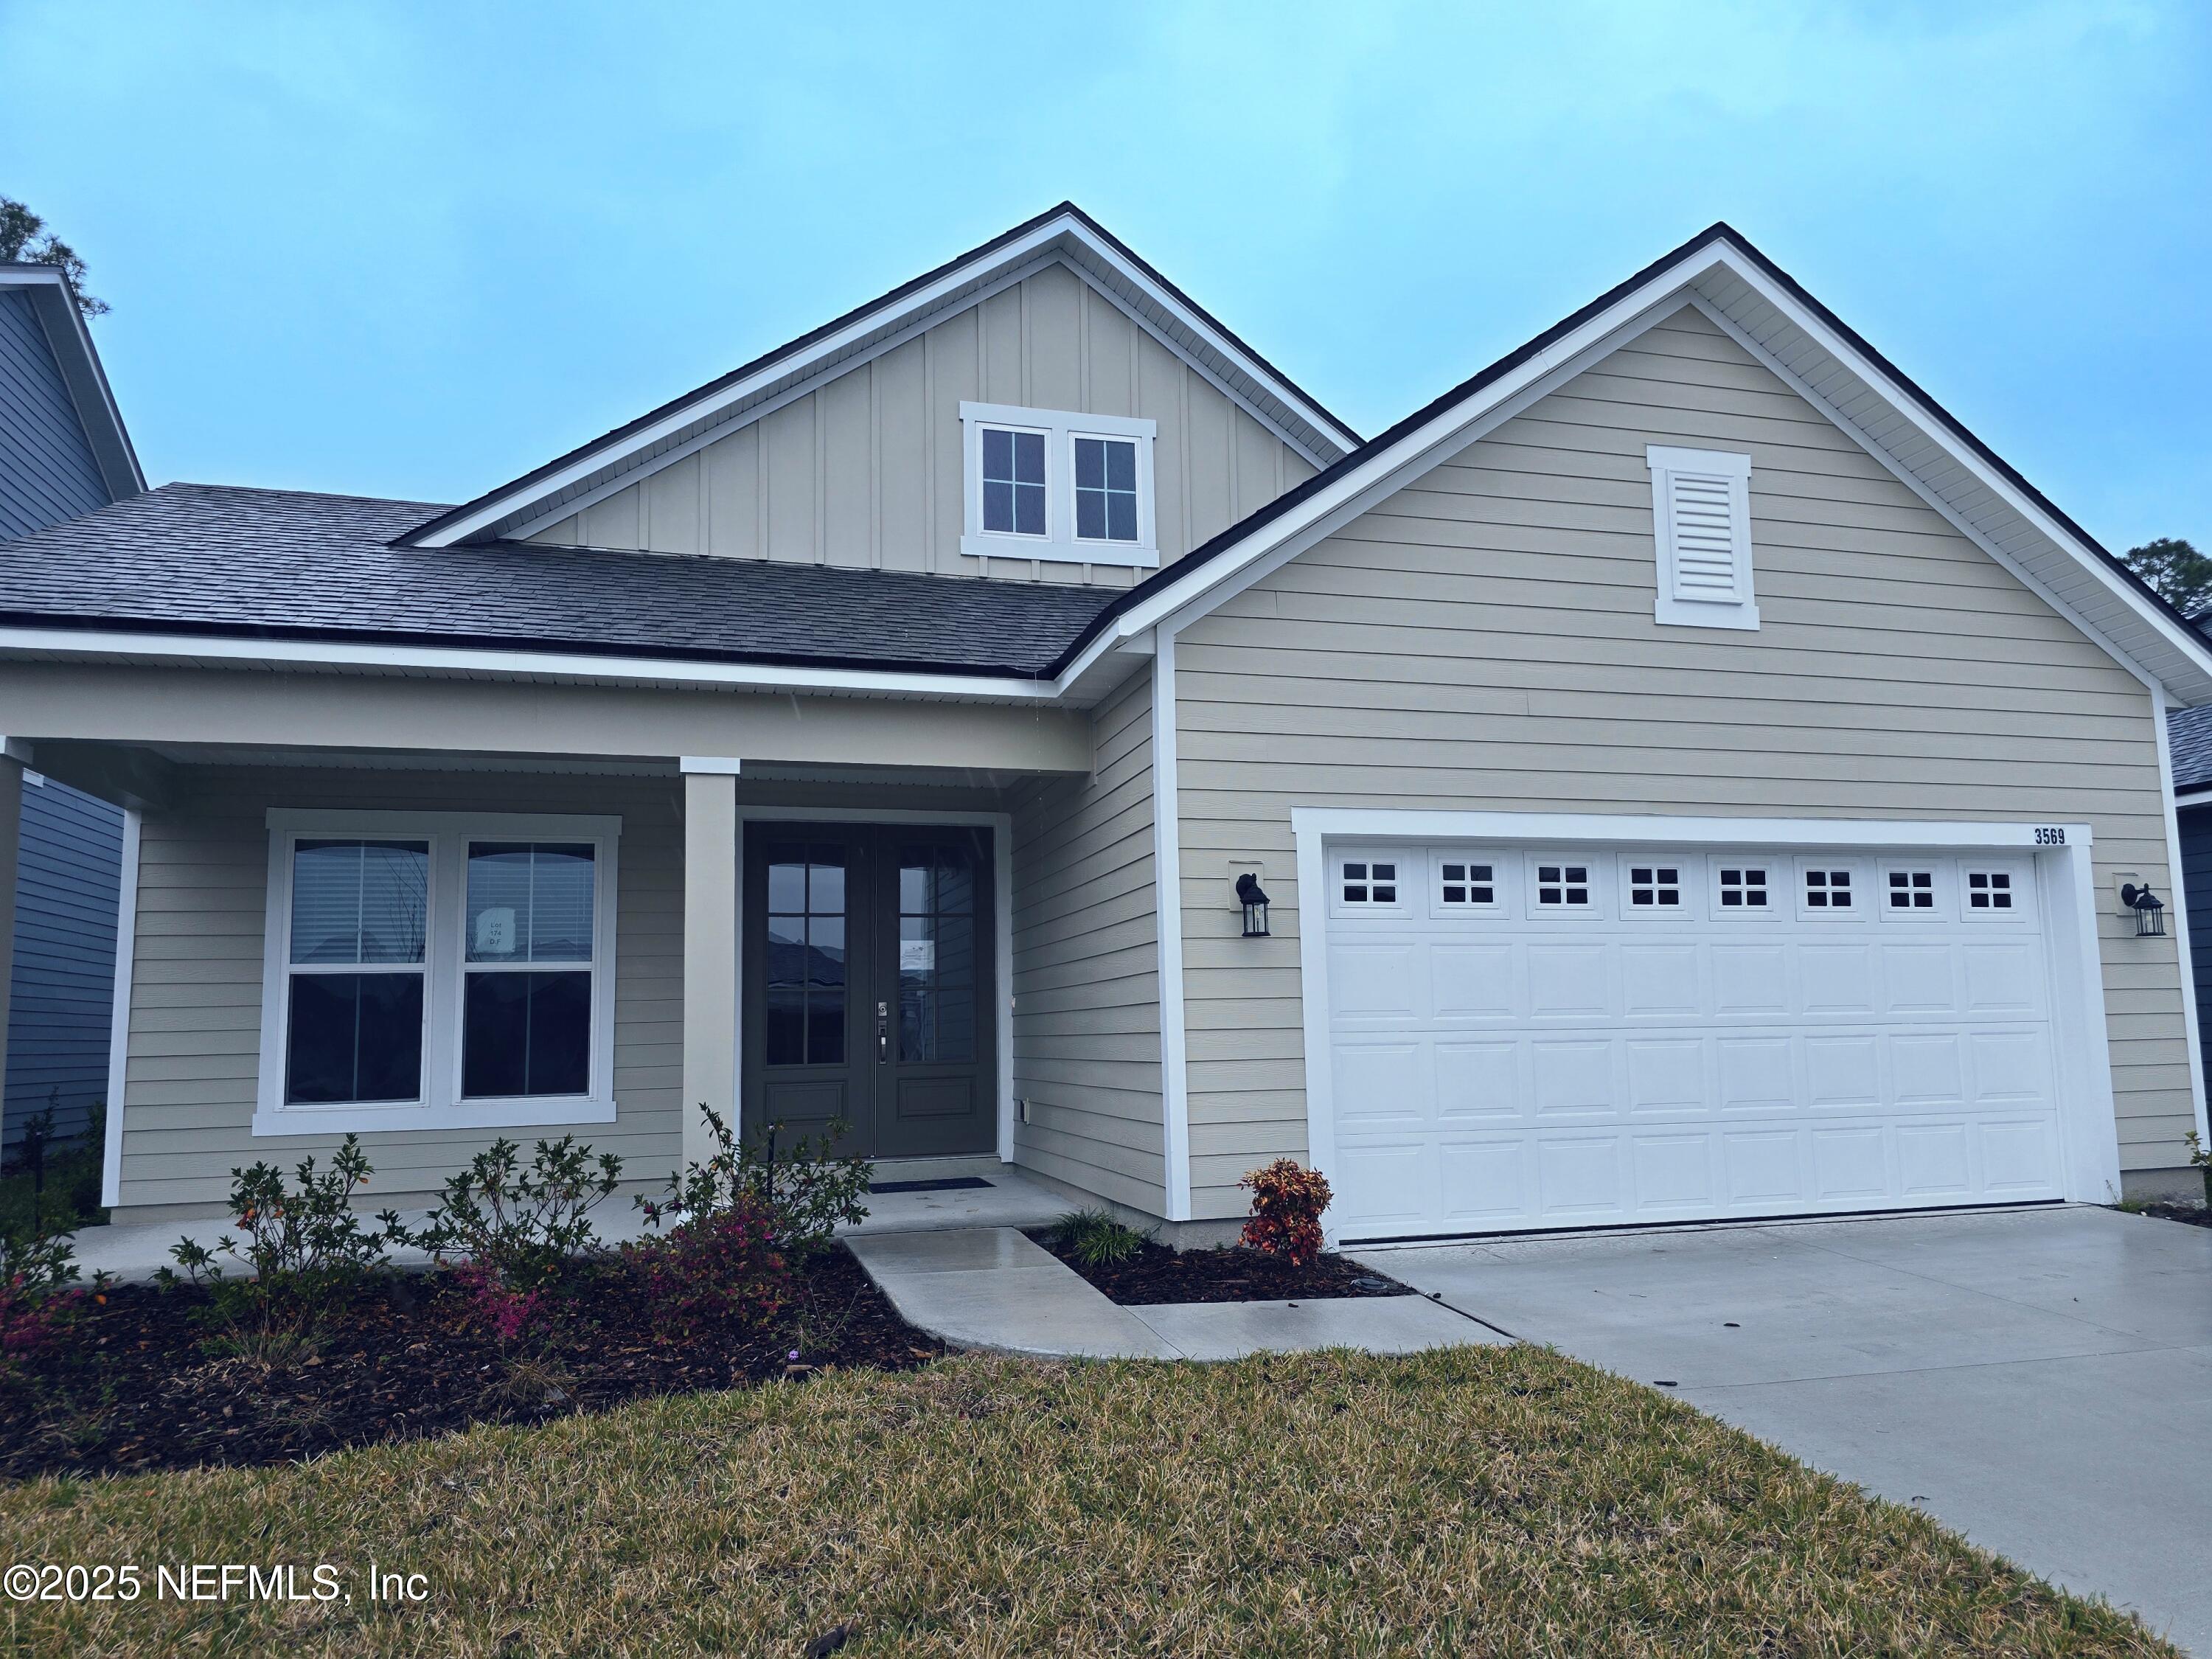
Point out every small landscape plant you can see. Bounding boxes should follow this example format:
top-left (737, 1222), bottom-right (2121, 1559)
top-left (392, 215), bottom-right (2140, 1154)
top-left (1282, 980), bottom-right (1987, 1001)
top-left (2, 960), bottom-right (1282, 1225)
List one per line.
top-left (164, 1135), bottom-right (404, 1361)
top-left (0, 1225), bottom-right (89, 1380)
top-left (2188, 1130), bottom-right (2211, 1211)
top-left (629, 1192), bottom-right (789, 1340)
top-left (1048, 1207), bottom-right (1148, 1267)
top-left (414, 1135), bottom-right (624, 1292)
top-left (640, 1105), bottom-right (869, 1262)
top-left (1239, 1158), bottom-right (1332, 1269)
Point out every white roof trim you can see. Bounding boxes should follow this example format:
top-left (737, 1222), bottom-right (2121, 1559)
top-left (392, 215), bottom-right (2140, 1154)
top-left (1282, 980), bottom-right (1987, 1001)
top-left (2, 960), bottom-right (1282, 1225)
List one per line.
top-left (414, 209), bottom-right (1356, 549)
top-left (0, 264), bottom-right (144, 501)
top-left (1080, 236), bottom-right (2212, 708)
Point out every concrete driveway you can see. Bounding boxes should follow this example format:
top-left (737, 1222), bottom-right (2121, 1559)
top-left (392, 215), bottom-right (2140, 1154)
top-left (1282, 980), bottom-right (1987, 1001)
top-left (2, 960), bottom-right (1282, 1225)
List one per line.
top-left (1357, 1206), bottom-right (2212, 1655)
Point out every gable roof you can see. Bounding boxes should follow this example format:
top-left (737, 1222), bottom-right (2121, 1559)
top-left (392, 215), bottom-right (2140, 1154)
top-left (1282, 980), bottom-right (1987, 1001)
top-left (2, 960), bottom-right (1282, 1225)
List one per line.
top-left (2171, 704), bottom-right (2212, 795)
top-left (0, 483), bottom-right (1110, 680)
top-left (0, 263), bottom-right (143, 506)
top-left (1044, 222), bottom-right (2212, 708)
top-left (400, 202), bottom-right (1360, 550)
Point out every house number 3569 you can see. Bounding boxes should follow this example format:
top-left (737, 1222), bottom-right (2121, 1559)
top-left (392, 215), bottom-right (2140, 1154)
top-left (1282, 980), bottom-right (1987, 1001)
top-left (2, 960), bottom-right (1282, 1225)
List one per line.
top-left (2034, 827), bottom-right (2067, 845)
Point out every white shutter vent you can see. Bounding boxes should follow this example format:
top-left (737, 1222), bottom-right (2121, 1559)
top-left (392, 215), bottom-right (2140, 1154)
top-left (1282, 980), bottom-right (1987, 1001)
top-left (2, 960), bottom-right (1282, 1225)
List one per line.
top-left (1647, 446), bottom-right (1757, 630)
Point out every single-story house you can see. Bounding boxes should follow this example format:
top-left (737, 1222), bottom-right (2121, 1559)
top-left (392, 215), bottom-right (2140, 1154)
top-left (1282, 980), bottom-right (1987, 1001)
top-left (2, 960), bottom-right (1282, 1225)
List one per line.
top-left (0, 262), bottom-right (134, 1152)
top-left (4, 207), bottom-right (2207, 1242)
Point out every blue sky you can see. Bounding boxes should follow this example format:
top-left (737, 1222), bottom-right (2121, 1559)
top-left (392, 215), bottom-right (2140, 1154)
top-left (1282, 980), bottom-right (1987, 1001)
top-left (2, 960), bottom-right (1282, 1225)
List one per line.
top-left (4, 1), bottom-right (2206, 552)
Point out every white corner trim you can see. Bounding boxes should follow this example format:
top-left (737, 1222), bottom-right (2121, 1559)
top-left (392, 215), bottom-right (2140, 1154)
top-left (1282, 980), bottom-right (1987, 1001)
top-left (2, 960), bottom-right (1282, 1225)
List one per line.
top-left (1293, 813), bottom-right (1335, 1242)
top-left (100, 807), bottom-right (140, 1208)
top-left (1149, 631), bottom-right (1192, 1220)
top-left (2152, 684), bottom-right (2212, 1147)
top-left (678, 756), bottom-right (743, 775)
top-left (995, 818), bottom-right (1016, 1164)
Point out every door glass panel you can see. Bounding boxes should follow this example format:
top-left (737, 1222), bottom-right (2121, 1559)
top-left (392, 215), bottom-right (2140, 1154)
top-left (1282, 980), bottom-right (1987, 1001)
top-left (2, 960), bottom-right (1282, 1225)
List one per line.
top-left (764, 843), bottom-right (847, 1066)
top-left (898, 844), bottom-right (978, 1063)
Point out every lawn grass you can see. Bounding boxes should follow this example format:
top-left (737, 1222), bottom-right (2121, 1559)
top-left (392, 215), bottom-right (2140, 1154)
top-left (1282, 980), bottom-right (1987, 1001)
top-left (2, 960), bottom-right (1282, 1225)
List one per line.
top-left (0, 1346), bottom-right (2172, 1657)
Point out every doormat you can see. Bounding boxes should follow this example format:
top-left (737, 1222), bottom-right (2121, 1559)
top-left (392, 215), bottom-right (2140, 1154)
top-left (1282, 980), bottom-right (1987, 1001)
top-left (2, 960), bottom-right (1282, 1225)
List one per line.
top-left (867, 1176), bottom-right (995, 1194)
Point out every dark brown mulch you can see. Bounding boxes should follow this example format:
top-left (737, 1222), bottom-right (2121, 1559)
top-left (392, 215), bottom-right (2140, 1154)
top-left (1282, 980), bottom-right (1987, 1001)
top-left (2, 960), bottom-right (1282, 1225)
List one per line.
top-left (1026, 1230), bottom-right (1414, 1306)
top-left (0, 1245), bottom-right (939, 1480)
top-left (2132, 1200), bottom-right (2212, 1231)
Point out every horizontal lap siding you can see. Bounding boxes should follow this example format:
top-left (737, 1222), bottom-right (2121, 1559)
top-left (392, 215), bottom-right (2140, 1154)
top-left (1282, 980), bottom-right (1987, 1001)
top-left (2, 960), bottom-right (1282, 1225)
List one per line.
top-left (115, 770), bottom-right (684, 1213)
top-left (1009, 664), bottom-right (1166, 1213)
top-left (530, 263), bottom-right (1317, 587)
top-left (3, 777), bottom-right (124, 1147)
top-left (0, 288), bottom-right (111, 540)
top-left (1172, 302), bottom-right (2191, 1219)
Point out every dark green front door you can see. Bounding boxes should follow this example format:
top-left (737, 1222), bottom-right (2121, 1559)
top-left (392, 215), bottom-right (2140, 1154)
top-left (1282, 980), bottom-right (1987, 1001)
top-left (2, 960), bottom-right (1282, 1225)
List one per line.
top-left (742, 824), bottom-right (995, 1160)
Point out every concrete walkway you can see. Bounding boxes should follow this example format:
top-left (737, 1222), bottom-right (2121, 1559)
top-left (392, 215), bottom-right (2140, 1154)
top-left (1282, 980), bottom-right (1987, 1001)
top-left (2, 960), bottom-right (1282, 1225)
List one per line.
top-left (846, 1226), bottom-right (1503, 1360)
top-left (1360, 1206), bottom-right (2212, 1655)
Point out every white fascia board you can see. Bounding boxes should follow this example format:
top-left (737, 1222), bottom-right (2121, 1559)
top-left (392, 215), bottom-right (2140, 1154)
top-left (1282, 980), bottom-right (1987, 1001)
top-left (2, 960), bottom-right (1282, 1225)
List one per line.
top-left (1691, 251), bottom-right (2212, 702)
top-left (0, 625), bottom-right (1059, 703)
top-left (1287, 807), bottom-right (2093, 851)
top-left (425, 214), bottom-right (1349, 547)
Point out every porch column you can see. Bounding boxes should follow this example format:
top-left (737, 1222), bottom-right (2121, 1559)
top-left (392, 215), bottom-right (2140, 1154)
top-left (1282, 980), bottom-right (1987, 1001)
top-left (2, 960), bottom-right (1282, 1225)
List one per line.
top-left (680, 759), bottom-right (742, 1168)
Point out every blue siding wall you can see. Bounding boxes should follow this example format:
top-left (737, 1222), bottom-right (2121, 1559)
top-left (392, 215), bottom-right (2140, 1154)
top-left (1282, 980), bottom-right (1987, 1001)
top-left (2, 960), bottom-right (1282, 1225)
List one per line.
top-left (0, 288), bottom-right (109, 541)
top-left (2, 776), bottom-right (122, 1149)
top-left (2182, 804), bottom-right (2212, 1099)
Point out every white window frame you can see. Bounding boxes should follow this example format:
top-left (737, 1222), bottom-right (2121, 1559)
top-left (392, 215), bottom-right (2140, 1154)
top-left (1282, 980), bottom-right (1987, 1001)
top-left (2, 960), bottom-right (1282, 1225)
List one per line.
top-left (1878, 858), bottom-right (1944, 921)
top-left (959, 401), bottom-right (1158, 567)
top-left (1616, 852), bottom-right (1688, 919)
top-left (1528, 853), bottom-right (1600, 914)
top-left (1706, 854), bottom-right (1782, 921)
top-left (255, 810), bottom-right (620, 1136)
top-left (1430, 850), bottom-right (1505, 917)
top-left (1960, 860), bottom-right (2030, 924)
top-left (1331, 849), bottom-right (1410, 917)
top-left (1795, 856), bottom-right (1865, 920)
top-left (1647, 445), bottom-right (1757, 630)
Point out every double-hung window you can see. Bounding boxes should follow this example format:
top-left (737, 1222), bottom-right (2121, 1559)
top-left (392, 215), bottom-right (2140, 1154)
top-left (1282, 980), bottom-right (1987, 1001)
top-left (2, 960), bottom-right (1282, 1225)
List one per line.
top-left (257, 812), bottom-right (618, 1135)
top-left (960, 402), bottom-right (1158, 566)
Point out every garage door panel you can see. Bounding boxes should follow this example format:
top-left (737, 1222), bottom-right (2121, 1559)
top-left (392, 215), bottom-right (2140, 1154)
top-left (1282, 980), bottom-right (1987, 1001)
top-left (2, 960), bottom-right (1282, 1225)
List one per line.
top-left (1324, 840), bottom-right (2064, 1239)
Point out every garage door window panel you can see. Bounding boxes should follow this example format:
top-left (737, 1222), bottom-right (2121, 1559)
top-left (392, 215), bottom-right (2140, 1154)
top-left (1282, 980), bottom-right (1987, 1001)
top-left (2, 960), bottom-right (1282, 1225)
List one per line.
top-left (1530, 857), bottom-right (1597, 914)
top-left (1962, 865), bottom-right (2028, 922)
top-left (1797, 860), bottom-right (1864, 919)
top-left (1708, 858), bottom-right (1780, 921)
top-left (1880, 861), bottom-right (1943, 922)
top-left (1620, 856), bottom-right (1686, 916)
top-left (1335, 854), bottom-right (1407, 915)
top-left (1431, 852), bottom-right (1502, 917)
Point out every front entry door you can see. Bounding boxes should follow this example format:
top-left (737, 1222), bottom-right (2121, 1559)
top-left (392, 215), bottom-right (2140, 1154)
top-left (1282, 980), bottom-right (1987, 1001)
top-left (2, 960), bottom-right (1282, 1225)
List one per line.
top-left (742, 824), bottom-right (995, 1160)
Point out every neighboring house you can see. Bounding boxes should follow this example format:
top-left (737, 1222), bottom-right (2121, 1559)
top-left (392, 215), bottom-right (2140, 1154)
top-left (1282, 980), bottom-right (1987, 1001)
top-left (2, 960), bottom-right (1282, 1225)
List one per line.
top-left (2164, 701), bottom-right (2212, 1115)
top-left (1, 207), bottom-right (2205, 1237)
top-left (0, 264), bottom-right (138, 1152)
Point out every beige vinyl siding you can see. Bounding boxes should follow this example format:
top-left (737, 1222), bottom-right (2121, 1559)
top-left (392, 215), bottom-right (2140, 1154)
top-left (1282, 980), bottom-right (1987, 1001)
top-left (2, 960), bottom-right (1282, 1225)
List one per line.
top-left (1170, 302), bottom-right (2193, 1218)
top-left (1009, 664), bottom-right (1165, 1213)
top-left (530, 262), bottom-right (1316, 585)
top-left (114, 770), bottom-right (684, 1217)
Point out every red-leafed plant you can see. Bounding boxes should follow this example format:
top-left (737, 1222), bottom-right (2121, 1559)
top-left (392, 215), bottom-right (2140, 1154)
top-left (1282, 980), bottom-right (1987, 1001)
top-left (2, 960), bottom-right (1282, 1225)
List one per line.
top-left (629, 1194), bottom-right (790, 1340)
top-left (1239, 1160), bottom-right (1333, 1268)
top-left (450, 1259), bottom-right (544, 1346)
top-left (1, 1228), bottom-right (88, 1380)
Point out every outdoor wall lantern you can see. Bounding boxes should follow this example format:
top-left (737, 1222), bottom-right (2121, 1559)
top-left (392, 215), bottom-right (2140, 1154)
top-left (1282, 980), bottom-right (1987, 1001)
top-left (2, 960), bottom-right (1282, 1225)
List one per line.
top-left (2121, 880), bottom-right (2168, 938)
top-left (1235, 872), bottom-right (1270, 938)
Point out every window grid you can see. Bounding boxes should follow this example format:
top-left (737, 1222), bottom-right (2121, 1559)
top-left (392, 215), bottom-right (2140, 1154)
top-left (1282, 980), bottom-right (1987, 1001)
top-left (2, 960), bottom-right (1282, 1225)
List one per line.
top-left (1966, 870), bottom-right (2014, 911)
top-left (1804, 869), bottom-right (1854, 909)
top-left (1627, 864), bottom-right (1682, 908)
top-left (1438, 861), bottom-right (1495, 905)
top-left (1534, 863), bottom-right (1592, 908)
top-left (1342, 860), bottom-right (1399, 905)
top-left (1073, 435), bottom-right (1139, 543)
top-left (980, 425), bottom-right (1047, 538)
top-left (1887, 869), bottom-right (1935, 911)
top-left (1717, 866), bottom-right (1770, 909)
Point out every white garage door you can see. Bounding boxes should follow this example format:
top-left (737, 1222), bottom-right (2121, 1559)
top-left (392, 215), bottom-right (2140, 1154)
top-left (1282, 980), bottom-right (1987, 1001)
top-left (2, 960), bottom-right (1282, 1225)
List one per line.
top-left (1322, 844), bottom-right (2064, 1240)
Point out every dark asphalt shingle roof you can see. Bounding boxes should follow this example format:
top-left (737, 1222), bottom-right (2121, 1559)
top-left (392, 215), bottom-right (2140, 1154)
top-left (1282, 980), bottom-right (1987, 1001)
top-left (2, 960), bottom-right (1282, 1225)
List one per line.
top-left (0, 483), bottom-right (1116, 678)
top-left (2169, 704), bottom-right (2212, 794)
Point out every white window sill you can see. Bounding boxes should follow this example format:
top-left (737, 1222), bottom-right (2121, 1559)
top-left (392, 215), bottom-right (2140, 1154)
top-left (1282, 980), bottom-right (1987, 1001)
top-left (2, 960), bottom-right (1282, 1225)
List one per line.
top-left (961, 532), bottom-right (1158, 569)
top-left (1654, 597), bottom-right (1760, 631)
top-left (251, 1097), bottom-right (618, 1138)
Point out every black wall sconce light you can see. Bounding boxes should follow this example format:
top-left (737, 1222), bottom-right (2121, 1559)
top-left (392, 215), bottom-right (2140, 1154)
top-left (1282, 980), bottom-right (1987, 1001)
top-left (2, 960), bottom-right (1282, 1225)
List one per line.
top-left (1235, 872), bottom-right (1270, 938)
top-left (2121, 881), bottom-right (2167, 938)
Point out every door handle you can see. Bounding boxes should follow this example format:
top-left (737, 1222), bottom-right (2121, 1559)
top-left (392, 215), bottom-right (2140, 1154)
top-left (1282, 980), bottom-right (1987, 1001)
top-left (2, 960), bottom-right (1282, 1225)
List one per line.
top-left (877, 1000), bottom-right (888, 1063)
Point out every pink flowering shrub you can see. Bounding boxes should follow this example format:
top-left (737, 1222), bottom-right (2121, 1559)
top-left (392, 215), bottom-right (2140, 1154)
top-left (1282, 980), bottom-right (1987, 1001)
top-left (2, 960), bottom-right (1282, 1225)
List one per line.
top-left (629, 1194), bottom-right (790, 1340)
top-left (1, 1230), bottom-right (87, 1380)
top-left (449, 1259), bottom-right (544, 1346)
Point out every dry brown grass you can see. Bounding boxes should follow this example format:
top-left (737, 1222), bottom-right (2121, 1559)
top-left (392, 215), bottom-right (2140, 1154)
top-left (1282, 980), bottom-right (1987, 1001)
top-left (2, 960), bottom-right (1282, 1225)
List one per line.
top-left (0, 1346), bottom-right (2174, 1657)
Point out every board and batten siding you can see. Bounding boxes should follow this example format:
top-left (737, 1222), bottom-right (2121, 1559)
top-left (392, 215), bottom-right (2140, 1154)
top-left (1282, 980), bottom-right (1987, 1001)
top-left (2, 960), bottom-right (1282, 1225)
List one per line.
top-left (1169, 302), bottom-right (2194, 1218)
top-left (0, 288), bottom-right (111, 540)
top-left (114, 770), bottom-right (684, 1218)
top-left (1009, 663), bottom-right (1165, 1212)
top-left (529, 262), bottom-right (1316, 588)
top-left (3, 775), bottom-right (123, 1149)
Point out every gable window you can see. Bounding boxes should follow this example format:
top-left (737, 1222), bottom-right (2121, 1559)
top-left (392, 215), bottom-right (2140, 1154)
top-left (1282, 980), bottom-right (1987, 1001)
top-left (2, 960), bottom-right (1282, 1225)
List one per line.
top-left (257, 811), bottom-right (619, 1136)
top-left (1646, 445), bottom-right (1757, 630)
top-left (981, 426), bottom-right (1047, 538)
top-left (960, 403), bottom-right (1158, 567)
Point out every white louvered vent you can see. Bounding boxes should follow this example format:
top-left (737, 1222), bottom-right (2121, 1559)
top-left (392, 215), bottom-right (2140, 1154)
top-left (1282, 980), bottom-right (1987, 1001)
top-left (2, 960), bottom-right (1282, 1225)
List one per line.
top-left (1647, 446), bottom-right (1758, 630)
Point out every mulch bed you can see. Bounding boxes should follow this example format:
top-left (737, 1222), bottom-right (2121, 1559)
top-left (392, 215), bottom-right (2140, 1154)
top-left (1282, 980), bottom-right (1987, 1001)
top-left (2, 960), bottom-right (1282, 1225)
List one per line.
top-left (1026, 1231), bottom-right (1414, 1306)
top-left (0, 1245), bottom-right (939, 1480)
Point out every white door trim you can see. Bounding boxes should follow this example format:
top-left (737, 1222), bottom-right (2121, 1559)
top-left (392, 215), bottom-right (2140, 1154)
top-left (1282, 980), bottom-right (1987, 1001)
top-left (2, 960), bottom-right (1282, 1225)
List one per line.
top-left (100, 808), bottom-right (142, 1210)
top-left (734, 805), bottom-right (1016, 1164)
top-left (1291, 808), bottom-right (2121, 1242)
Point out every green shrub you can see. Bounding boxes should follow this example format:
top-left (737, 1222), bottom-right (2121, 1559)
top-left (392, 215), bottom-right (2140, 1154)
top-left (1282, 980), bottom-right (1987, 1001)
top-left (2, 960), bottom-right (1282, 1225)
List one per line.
top-left (639, 1105), bottom-right (868, 1263)
top-left (628, 1191), bottom-right (790, 1340)
top-left (413, 1136), bottom-right (623, 1290)
top-left (2188, 1130), bottom-right (2211, 1210)
top-left (0, 1225), bottom-right (90, 1379)
top-left (1048, 1207), bottom-right (1148, 1267)
top-left (163, 1135), bottom-right (403, 1358)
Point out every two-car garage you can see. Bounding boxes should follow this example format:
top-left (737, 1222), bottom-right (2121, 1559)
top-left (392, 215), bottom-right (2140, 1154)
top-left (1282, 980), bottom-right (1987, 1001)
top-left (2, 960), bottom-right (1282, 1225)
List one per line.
top-left (1306, 820), bottom-right (2100, 1242)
